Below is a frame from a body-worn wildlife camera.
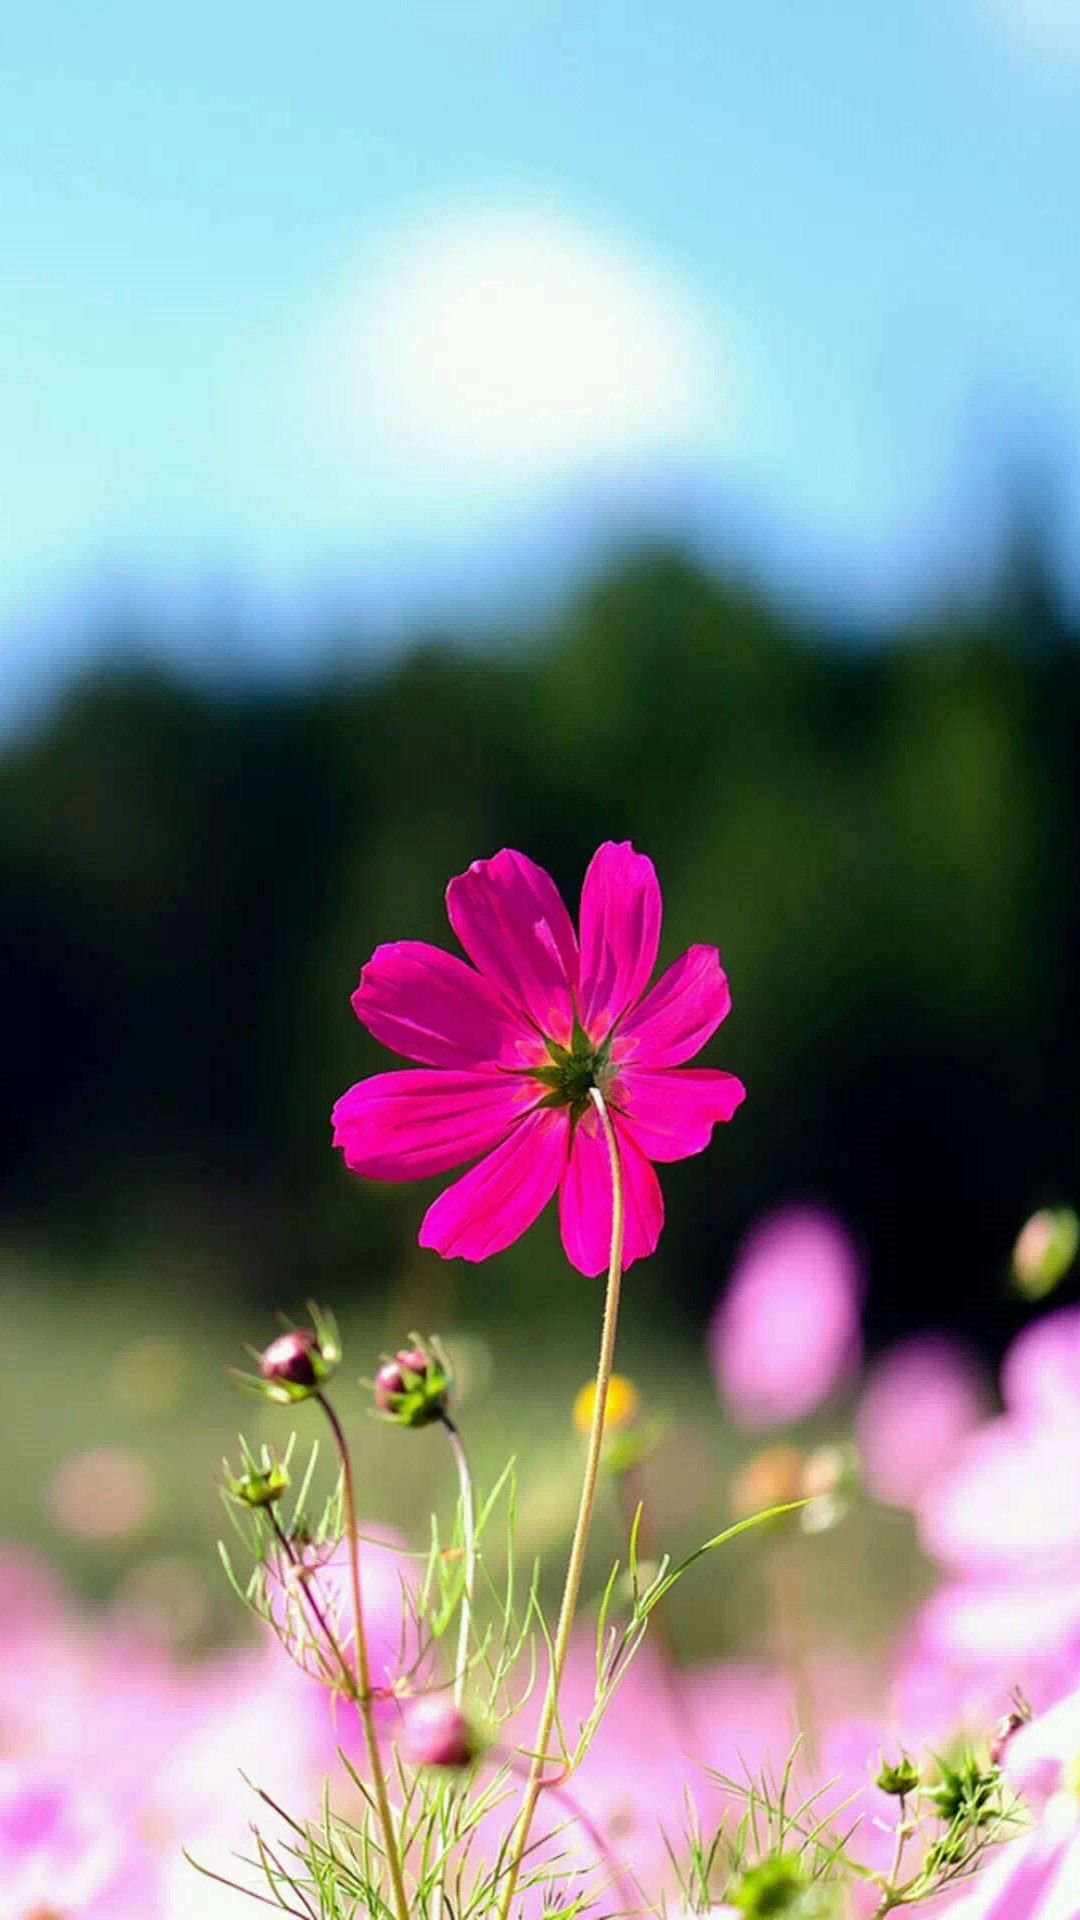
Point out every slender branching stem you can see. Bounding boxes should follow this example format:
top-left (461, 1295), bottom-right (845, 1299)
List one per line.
top-left (430, 1409), bottom-right (478, 1920)
top-left (874, 1796), bottom-right (910, 1918)
top-left (266, 1507), bottom-right (356, 1695)
top-left (496, 1085), bottom-right (626, 1920)
top-left (317, 1391), bottom-right (411, 1920)
top-left (503, 1747), bottom-right (645, 1917)
top-left (438, 1409), bottom-right (477, 1708)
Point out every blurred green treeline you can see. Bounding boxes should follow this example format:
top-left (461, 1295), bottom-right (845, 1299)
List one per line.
top-left (3, 547), bottom-right (1078, 1353)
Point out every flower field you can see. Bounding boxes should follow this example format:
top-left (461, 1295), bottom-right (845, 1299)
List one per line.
top-left (6, 845), bottom-right (1079, 1919)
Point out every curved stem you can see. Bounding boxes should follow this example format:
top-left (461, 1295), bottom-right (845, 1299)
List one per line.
top-left (318, 1392), bottom-right (410, 1920)
top-left (439, 1410), bottom-right (477, 1708)
top-left (874, 1797), bottom-right (909, 1918)
top-left (267, 1507), bottom-right (357, 1696)
top-left (502, 1747), bottom-right (645, 1917)
top-left (496, 1087), bottom-right (626, 1920)
top-left (430, 1410), bottom-right (478, 1920)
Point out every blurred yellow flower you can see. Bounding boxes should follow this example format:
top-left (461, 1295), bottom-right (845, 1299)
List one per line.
top-left (572, 1373), bottom-right (640, 1437)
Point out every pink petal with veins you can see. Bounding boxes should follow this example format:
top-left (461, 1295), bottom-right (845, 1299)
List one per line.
top-left (419, 1107), bottom-right (568, 1261)
top-left (577, 841), bottom-right (662, 1041)
top-left (331, 1070), bottom-right (537, 1180)
top-left (446, 849), bottom-right (579, 1042)
top-left (613, 944), bottom-right (732, 1067)
top-left (352, 940), bottom-right (537, 1069)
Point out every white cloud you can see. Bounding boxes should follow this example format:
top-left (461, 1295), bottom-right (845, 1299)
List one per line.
top-left (313, 204), bottom-right (731, 507)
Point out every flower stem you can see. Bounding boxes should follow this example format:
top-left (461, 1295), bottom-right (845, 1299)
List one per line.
top-left (874, 1797), bottom-right (910, 1918)
top-left (503, 1747), bottom-right (644, 1917)
top-left (430, 1410), bottom-right (477, 1920)
top-left (496, 1086), bottom-right (626, 1920)
top-left (317, 1391), bottom-right (410, 1920)
top-left (266, 1506), bottom-right (357, 1696)
top-left (438, 1409), bottom-right (477, 1707)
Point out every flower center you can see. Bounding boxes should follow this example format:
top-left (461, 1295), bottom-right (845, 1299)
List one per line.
top-left (529, 1019), bottom-right (613, 1118)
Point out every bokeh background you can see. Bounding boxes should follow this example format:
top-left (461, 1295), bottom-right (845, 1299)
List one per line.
top-left (4, 1), bottom-right (1080, 1651)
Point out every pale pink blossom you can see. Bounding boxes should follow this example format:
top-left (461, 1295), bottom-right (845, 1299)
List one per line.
top-left (1001, 1681), bottom-right (1080, 1810)
top-left (709, 1206), bottom-right (863, 1430)
top-left (0, 1764), bottom-right (139, 1920)
top-left (266, 1526), bottom-right (422, 1727)
top-left (934, 1795), bottom-right (1080, 1920)
top-left (856, 1336), bottom-right (989, 1510)
top-left (333, 843), bottom-right (744, 1272)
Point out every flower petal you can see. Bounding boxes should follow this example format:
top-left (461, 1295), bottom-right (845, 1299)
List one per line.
top-left (332, 1070), bottom-right (537, 1181)
top-left (418, 1108), bottom-right (568, 1261)
top-left (612, 945), bottom-right (732, 1068)
top-left (446, 850), bottom-right (579, 1043)
top-left (614, 1067), bottom-right (746, 1162)
top-left (558, 1106), bottom-right (664, 1277)
top-left (577, 842), bottom-right (662, 1041)
top-left (351, 941), bottom-right (537, 1069)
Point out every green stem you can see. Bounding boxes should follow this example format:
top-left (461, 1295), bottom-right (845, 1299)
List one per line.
top-left (496, 1086), bottom-right (626, 1920)
top-left (874, 1797), bottom-right (910, 1918)
top-left (430, 1410), bottom-right (478, 1920)
top-left (439, 1410), bottom-right (477, 1707)
top-left (317, 1392), bottom-right (410, 1920)
top-left (503, 1747), bottom-right (644, 1916)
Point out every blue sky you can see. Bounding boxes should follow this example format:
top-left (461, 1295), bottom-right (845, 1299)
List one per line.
top-left (3, 0), bottom-right (1080, 720)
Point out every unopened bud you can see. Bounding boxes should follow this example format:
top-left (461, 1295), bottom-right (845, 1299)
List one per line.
top-left (261, 1329), bottom-right (321, 1389)
top-left (730, 1854), bottom-right (808, 1917)
top-left (875, 1753), bottom-right (921, 1797)
top-left (402, 1696), bottom-right (481, 1769)
top-left (223, 1446), bottom-right (290, 1510)
top-left (1012, 1207), bottom-right (1079, 1301)
top-left (989, 1703), bottom-right (1029, 1767)
top-left (373, 1338), bottom-right (450, 1428)
top-left (231, 1306), bottom-right (342, 1404)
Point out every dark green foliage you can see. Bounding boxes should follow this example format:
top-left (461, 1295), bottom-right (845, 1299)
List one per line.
top-left (3, 547), bottom-right (1077, 1348)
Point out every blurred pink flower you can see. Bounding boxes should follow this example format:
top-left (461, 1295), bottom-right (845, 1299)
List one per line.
top-left (935, 1795), bottom-right (1080, 1920)
top-left (856, 1336), bottom-right (989, 1510)
top-left (0, 1764), bottom-right (137, 1920)
top-left (333, 842), bottom-right (744, 1272)
top-left (266, 1526), bottom-right (422, 1728)
top-left (709, 1207), bottom-right (863, 1429)
top-left (915, 1308), bottom-right (1080, 1708)
top-left (1001, 1683), bottom-right (1080, 1811)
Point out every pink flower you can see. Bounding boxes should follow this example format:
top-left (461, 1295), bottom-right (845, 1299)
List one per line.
top-left (332, 843), bottom-right (744, 1273)
top-left (934, 1795), bottom-right (1080, 1920)
top-left (914, 1307), bottom-right (1080, 1709)
top-left (0, 1764), bottom-right (132, 1919)
top-left (856, 1336), bottom-right (988, 1510)
top-left (709, 1206), bottom-right (863, 1430)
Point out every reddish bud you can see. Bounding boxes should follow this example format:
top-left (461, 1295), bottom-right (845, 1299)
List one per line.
top-left (373, 1340), bottom-right (450, 1427)
top-left (374, 1359), bottom-right (408, 1412)
top-left (402, 1696), bottom-right (479, 1769)
top-left (989, 1709), bottom-right (1025, 1768)
top-left (260, 1329), bottom-right (321, 1390)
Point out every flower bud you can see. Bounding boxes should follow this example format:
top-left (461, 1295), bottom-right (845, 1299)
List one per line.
top-left (261, 1329), bottom-right (321, 1389)
top-left (401, 1696), bottom-right (481, 1769)
top-left (372, 1338), bottom-right (450, 1429)
top-left (1012, 1207), bottom-right (1079, 1301)
top-left (925, 1750), bottom-right (997, 1825)
top-left (230, 1306), bottom-right (341, 1405)
top-left (730, 1854), bottom-right (808, 1917)
top-left (988, 1707), bottom-right (1027, 1768)
top-left (223, 1446), bottom-right (290, 1510)
top-left (875, 1753), bottom-right (921, 1797)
